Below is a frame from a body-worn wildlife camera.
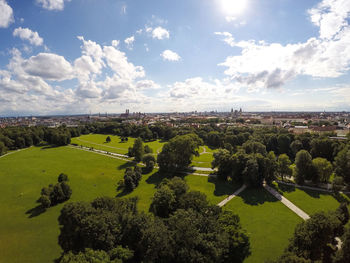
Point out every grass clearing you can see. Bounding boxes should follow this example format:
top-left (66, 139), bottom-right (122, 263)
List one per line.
top-left (272, 182), bottom-right (341, 215)
top-left (0, 146), bottom-right (134, 263)
top-left (224, 188), bottom-right (302, 263)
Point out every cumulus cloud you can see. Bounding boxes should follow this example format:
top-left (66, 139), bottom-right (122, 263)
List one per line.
top-left (152, 26), bottom-right (170, 40)
top-left (36, 0), bottom-right (71, 11)
top-left (22, 53), bottom-right (73, 81)
top-left (124, 36), bottom-right (135, 50)
top-left (216, 0), bottom-right (350, 90)
top-left (161, 50), bottom-right (181, 61)
top-left (0, 0), bottom-right (13, 28)
top-left (13, 27), bottom-right (44, 46)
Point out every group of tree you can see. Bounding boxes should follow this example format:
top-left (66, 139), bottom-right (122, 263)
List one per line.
top-left (38, 173), bottom-right (72, 208)
top-left (212, 141), bottom-right (278, 187)
top-left (0, 125), bottom-right (85, 153)
top-left (57, 178), bottom-right (251, 262)
top-left (122, 166), bottom-right (142, 191)
top-left (128, 138), bottom-right (153, 162)
top-left (272, 204), bottom-right (349, 263)
top-left (157, 133), bottom-right (202, 173)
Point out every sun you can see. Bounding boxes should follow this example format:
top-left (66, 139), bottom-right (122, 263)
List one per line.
top-left (220, 0), bottom-right (248, 16)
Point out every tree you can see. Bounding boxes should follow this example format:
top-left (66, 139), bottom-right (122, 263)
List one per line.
top-left (142, 154), bottom-right (156, 171)
top-left (144, 145), bottom-right (153, 154)
top-left (38, 194), bottom-right (51, 208)
top-left (333, 226), bottom-right (350, 263)
top-left (310, 138), bottom-right (335, 161)
top-left (277, 154), bottom-right (292, 181)
top-left (242, 141), bottom-right (267, 155)
top-left (243, 156), bottom-right (260, 187)
top-left (131, 138), bottom-right (144, 162)
top-left (334, 147), bottom-right (350, 186)
top-left (333, 176), bottom-right (345, 192)
top-left (264, 151), bottom-right (277, 184)
top-left (58, 173), bottom-right (69, 182)
top-left (212, 149), bottom-right (233, 181)
top-left (287, 211), bottom-right (342, 261)
top-left (123, 166), bottom-right (142, 191)
top-left (290, 140), bottom-right (303, 158)
top-left (106, 136), bottom-right (111, 143)
top-left (312, 157), bottom-right (333, 183)
top-left (0, 141), bottom-right (6, 156)
top-left (295, 150), bottom-right (313, 185)
top-left (277, 134), bottom-right (291, 155)
top-left (150, 185), bottom-right (176, 218)
top-left (157, 134), bottom-right (202, 173)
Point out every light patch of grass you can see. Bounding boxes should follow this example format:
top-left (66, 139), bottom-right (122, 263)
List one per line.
top-left (224, 188), bottom-right (302, 263)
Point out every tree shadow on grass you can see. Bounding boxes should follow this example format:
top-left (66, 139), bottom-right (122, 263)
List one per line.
top-left (39, 144), bottom-right (61, 150)
top-left (240, 187), bottom-right (278, 206)
top-left (145, 171), bottom-right (166, 187)
top-left (302, 189), bottom-right (322, 199)
top-left (117, 161), bottom-right (137, 170)
top-left (207, 176), bottom-right (235, 197)
top-left (25, 205), bottom-right (46, 218)
top-left (116, 188), bottom-right (132, 198)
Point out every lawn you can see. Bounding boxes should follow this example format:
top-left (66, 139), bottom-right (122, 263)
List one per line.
top-left (71, 134), bottom-right (166, 156)
top-left (72, 134), bottom-right (216, 168)
top-left (0, 145), bottom-right (231, 263)
top-left (272, 182), bottom-right (341, 215)
top-left (224, 188), bottom-right (302, 263)
top-left (0, 146), bottom-right (131, 263)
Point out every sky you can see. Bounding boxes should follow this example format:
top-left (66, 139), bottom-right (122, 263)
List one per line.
top-left (0, 0), bottom-right (350, 116)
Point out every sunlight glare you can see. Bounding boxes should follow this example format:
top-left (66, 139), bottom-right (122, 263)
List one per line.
top-left (221, 0), bottom-right (247, 15)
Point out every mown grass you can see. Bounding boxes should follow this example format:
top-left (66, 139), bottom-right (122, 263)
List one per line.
top-left (272, 182), bottom-right (341, 215)
top-left (0, 146), bottom-right (232, 263)
top-left (0, 146), bottom-right (133, 263)
top-left (224, 187), bottom-right (302, 263)
top-left (71, 134), bottom-right (166, 155)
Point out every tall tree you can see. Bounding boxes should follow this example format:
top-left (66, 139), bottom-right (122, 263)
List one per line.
top-left (295, 150), bottom-right (313, 185)
top-left (277, 154), bottom-right (292, 181)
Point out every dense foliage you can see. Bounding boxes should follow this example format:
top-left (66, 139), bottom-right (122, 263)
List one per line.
top-left (58, 178), bottom-right (251, 263)
top-left (273, 204), bottom-right (349, 263)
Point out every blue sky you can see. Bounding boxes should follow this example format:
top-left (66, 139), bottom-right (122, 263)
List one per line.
top-left (0, 0), bottom-right (350, 116)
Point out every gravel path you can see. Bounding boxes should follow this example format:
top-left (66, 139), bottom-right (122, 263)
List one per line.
top-left (264, 183), bottom-right (310, 220)
top-left (217, 185), bottom-right (247, 207)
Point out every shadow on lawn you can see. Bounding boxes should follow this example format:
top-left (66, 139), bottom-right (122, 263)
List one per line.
top-left (240, 187), bottom-right (278, 206)
top-left (25, 205), bottom-right (46, 218)
top-left (117, 161), bottom-right (137, 170)
top-left (207, 177), bottom-right (235, 197)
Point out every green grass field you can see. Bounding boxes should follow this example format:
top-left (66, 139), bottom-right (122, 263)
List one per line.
top-left (272, 182), bottom-right (341, 215)
top-left (1, 143), bottom-right (324, 263)
top-left (0, 146), bottom-right (233, 263)
top-left (71, 134), bottom-right (166, 156)
top-left (224, 188), bottom-right (303, 263)
top-left (0, 146), bottom-right (137, 263)
top-left (72, 134), bottom-right (216, 168)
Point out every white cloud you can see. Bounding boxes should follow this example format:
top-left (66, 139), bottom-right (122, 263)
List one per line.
top-left (152, 26), bottom-right (170, 40)
top-left (0, 0), bottom-right (13, 28)
top-left (161, 50), bottom-right (181, 61)
top-left (124, 35), bottom-right (135, 50)
top-left (22, 53), bottom-right (74, 81)
top-left (111, 40), bottom-right (120, 47)
top-left (308, 0), bottom-right (350, 39)
top-left (216, 0), bottom-right (350, 90)
top-left (36, 0), bottom-right (71, 11)
top-left (13, 27), bottom-right (44, 46)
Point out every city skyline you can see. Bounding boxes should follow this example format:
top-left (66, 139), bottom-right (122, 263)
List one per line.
top-left (0, 0), bottom-right (350, 116)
